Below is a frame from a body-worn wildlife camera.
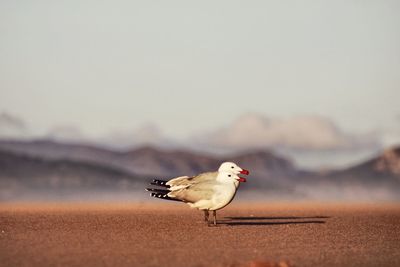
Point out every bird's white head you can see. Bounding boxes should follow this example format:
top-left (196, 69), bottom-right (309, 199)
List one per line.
top-left (218, 162), bottom-right (250, 175)
top-left (216, 171), bottom-right (247, 183)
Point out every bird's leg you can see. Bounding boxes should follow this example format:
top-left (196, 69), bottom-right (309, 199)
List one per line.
top-left (204, 210), bottom-right (209, 223)
top-left (213, 210), bottom-right (217, 226)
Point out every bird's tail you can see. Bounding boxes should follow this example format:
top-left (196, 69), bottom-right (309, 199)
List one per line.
top-left (149, 192), bottom-right (182, 202)
top-left (145, 187), bottom-right (170, 195)
top-left (149, 179), bottom-right (170, 188)
top-left (145, 185), bottom-right (182, 202)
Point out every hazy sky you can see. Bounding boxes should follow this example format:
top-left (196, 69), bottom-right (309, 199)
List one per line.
top-left (1, 0), bottom-right (399, 138)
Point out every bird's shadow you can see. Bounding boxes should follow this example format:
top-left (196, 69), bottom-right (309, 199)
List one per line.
top-left (219, 216), bottom-right (330, 226)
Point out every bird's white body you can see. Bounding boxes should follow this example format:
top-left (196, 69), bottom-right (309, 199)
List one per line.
top-left (188, 181), bottom-right (237, 211)
top-left (167, 171), bottom-right (240, 211)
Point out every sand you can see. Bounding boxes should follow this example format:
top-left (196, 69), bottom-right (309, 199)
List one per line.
top-left (1, 202), bottom-right (400, 267)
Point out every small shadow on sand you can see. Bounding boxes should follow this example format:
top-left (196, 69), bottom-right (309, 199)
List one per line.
top-left (225, 216), bottom-right (330, 220)
top-left (220, 220), bottom-right (326, 226)
top-left (219, 216), bottom-right (329, 226)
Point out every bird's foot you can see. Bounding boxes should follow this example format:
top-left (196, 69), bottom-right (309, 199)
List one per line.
top-left (207, 221), bottom-right (218, 227)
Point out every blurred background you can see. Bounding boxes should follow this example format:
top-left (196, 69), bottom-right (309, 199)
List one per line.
top-left (1, 0), bottom-right (399, 202)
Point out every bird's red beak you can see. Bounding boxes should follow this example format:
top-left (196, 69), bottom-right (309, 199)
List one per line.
top-left (240, 169), bottom-right (250, 175)
top-left (238, 177), bottom-right (247, 182)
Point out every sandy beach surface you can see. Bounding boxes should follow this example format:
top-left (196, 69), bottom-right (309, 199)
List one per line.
top-left (1, 202), bottom-right (400, 267)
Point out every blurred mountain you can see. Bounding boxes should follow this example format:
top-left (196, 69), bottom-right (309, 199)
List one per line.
top-left (0, 139), bottom-right (299, 200)
top-left (191, 113), bottom-right (383, 169)
top-left (0, 139), bottom-right (399, 201)
top-left (2, 111), bottom-right (395, 169)
top-left (102, 124), bottom-right (176, 149)
top-left (327, 146), bottom-right (400, 184)
top-left (0, 139), bottom-right (296, 179)
top-left (193, 113), bottom-right (378, 151)
top-left (0, 139), bottom-right (118, 168)
top-left (294, 146), bottom-right (400, 201)
top-left (0, 149), bottom-right (147, 201)
top-left (46, 125), bottom-right (87, 143)
top-left (0, 112), bottom-right (30, 139)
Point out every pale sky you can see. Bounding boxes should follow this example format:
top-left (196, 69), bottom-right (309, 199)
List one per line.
top-left (1, 0), bottom-right (399, 139)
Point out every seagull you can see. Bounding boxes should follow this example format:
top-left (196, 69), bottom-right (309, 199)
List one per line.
top-left (147, 162), bottom-right (249, 222)
top-left (146, 162), bottom-right (249, 225)
top-left (147, 171), bottom-right (246, 225)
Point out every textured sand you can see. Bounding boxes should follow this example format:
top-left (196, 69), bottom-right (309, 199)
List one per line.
top-left (1, 202), bottom-right (400, 267)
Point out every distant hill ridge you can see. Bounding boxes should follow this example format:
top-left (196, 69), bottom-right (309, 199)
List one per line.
top-left (0, 139), bottom-right (296, 178)
top-left (0, 148), bottom-right (147, 201)
top-left (0, 139), bottom-right (399, 201)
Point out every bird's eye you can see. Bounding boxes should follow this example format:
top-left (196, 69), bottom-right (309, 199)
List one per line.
top-left (231, 166), bottom-right (234, 168)
top-left (228, 174), bottom-right (231, 177)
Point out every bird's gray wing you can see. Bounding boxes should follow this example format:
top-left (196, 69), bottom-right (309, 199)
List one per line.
top-left (166, 176), bottom-right (191, 187)
top-left (166, 171), bottom-right (218, 188)
top-left (192, 172), bottom-right (218, 182)
top-left (168, 181), bottom-right (216, 203)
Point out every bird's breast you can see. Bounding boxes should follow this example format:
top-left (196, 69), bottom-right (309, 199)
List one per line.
top-left (210, 184), bottom-right (236, 210)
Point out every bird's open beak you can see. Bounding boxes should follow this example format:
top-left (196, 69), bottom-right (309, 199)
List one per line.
top-left (240, 169), bottom-right (250, 175)
top-left (237, 177), bottom-right (247, 182)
